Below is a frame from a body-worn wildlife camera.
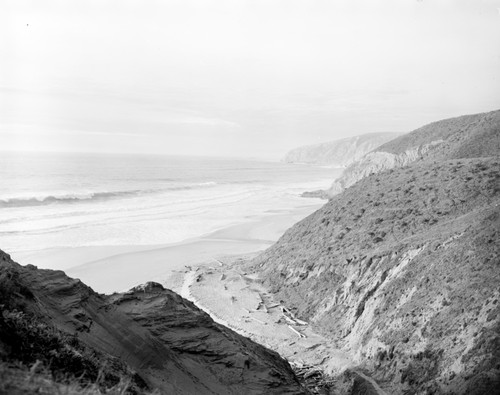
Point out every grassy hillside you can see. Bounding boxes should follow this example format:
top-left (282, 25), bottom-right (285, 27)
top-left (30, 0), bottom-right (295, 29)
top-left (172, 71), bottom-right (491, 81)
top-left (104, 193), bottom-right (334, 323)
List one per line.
top-left (376, 110), bottom-right (499, 158)
top-left (377, 111), bottom-right (499, 154)
top-left (249, 154), bottom-right (500, 393)
top-left (325, 109), bottom-right (500, 196)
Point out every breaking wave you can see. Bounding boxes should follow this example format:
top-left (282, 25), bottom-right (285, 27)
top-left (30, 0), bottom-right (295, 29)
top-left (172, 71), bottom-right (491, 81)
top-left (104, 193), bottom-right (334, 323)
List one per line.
top-left (0, 182), bottom-right (218, 208)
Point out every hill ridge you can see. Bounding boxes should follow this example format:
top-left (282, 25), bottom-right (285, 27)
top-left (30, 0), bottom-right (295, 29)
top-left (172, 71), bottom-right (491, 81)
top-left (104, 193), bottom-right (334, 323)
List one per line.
top-left (248, 109), bottom-right (500, 394)
top-left (283, 132), bottom-right (402, 167)
top-left (0, 252), bottom-right (306, 394)
top-left (323, 109), bottom-right (500, 197)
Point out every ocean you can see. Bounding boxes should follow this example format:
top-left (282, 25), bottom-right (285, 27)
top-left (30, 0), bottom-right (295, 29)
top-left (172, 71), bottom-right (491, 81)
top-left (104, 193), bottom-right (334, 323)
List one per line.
top-left (0, 152), bottom-right (340, 254)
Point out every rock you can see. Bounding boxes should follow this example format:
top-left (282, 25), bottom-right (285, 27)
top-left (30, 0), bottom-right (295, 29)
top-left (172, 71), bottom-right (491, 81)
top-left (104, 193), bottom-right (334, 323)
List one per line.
top-left (130, 281), bottom-right (165, 293)
top-left (0, 252), bottom-right (307, 394)
top-left (301, 190), bottom-right (330, 200)
top-left (283, 133), bottom-right (402, 167)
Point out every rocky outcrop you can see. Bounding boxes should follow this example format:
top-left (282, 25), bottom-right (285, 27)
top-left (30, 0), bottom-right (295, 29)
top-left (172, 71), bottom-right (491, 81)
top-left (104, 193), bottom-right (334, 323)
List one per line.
top-left (283, 133), bottom-right (401, 167)
top-left (325, 110), bottom-right (500, 197)
top-left (0, 253), bottom-right (306, 394)
top-left (248, 148), bottom-right (500, 393)
top-left (327, 140), bottom-right (443, 195)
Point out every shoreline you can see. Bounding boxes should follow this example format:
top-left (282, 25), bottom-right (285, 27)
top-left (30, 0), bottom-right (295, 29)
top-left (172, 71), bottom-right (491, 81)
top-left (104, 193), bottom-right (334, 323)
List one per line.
top-left (9, 197), bottom-right (357, 381)
top-left (12, 202), bottom-right (323, 294)
top-left (180, 254), bottom-right (355, 377)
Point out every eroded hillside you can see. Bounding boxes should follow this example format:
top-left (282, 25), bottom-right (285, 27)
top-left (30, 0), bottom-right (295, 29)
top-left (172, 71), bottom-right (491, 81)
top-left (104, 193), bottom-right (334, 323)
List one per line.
top-left (326, 110), bottom-right (500, 196)
top-left (283, 133), bottom-right (401, 167)
top-left (0, 253), bottom-right (306, 394)
top-left (249, 157), bottom-right (500, 394)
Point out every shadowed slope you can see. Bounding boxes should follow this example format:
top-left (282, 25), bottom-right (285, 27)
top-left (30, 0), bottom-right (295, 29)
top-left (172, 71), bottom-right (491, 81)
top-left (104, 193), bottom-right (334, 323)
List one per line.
top-left (0, 253), bottom-right (306, 394)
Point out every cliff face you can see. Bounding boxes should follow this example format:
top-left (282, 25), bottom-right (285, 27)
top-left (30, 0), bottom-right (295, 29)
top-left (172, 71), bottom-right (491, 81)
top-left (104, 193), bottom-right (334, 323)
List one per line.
top-left (249, 112), bottom-right (500, 394)
top-left (326, 110), bottom-right (500, 196)
top-left (0, 253), bottom-right (305, 394)
top-left (283, 133), bottom-right (401, 167)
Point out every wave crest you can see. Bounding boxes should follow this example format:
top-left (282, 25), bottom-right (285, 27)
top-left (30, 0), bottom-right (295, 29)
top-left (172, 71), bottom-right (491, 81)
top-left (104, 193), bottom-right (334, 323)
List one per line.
top-left (0, 182), bottom-right (218, 208)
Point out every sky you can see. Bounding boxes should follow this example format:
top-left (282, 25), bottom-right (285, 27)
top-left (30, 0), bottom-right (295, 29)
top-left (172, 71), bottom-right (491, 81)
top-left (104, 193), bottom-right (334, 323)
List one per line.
top-left (1, 0), bottom-right (499, 160)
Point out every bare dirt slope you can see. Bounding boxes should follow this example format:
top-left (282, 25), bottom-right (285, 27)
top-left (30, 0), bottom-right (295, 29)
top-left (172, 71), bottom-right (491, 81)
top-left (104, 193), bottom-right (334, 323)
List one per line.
top-left (0, 252), bottom-right (306, 394)
top-left (249, 121), bottom-right (500, 395)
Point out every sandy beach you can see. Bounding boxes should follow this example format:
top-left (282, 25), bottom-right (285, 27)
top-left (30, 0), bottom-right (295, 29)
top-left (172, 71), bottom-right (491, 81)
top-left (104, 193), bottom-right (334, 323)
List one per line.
top-left (11, 200), bottom-right (354, 374)
top-left (179, 254), bottom-right (354, 377)
top-left (12, 203), bottom-right (321, 294)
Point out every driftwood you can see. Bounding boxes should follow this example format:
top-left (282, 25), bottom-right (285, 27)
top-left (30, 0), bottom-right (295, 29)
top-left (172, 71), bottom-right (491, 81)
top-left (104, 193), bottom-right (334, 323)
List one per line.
top-left (213, 258), bottom-right (223, 266)
top-left (306, 343), bottom-right (320, 351)
top-left (250, 316), bottom-right (266, 325)
top-left (256, 301), bottom-right (268, 313)
top-left (292, 365), bottom-right (335, 395)
top-left (281, 306), bottom-right (308, 326)
top-left (287, 325), bottom-right (306, 338)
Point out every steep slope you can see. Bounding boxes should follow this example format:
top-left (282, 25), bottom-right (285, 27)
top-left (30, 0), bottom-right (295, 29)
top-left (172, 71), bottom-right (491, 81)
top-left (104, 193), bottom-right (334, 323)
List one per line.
top-left (283, 133), bottom-right (401, 167)
top-left (248, 155), bottom-right (500, 394)
top-left (0, 253), bottom-right (306, 394)
top-left (326, 110), bottom-right (500, 196)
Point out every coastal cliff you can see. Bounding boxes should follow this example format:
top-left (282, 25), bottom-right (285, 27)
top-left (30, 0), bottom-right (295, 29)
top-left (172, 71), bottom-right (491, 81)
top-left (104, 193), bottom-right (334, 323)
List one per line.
top-left (2, 110), bottom-right (498, 394)
top-left (283, 133), bottom-right (401, 167)
top-left (325, 110), bottom-right (500, 196)
top-left (0, 252), bottom-right (305, 394)
top-left (249, 110), bottom-right (500, 394)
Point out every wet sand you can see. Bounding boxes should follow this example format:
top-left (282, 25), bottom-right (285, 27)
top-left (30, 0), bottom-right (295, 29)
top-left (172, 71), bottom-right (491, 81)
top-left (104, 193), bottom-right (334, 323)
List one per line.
top-left (13, 204), bottom-right (320, 294)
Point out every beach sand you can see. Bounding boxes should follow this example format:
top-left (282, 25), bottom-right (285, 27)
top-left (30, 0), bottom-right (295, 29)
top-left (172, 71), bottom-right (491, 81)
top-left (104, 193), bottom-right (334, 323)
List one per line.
top-left (12, 204), bottom-right (319, 294)
top-left (12, 200), bottom-right (353, 373)
top-left (181, 255), bottom-right (354, 376)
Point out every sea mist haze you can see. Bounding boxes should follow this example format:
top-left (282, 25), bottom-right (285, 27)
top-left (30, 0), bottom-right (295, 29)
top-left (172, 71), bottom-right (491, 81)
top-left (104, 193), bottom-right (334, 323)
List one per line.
top-left (0, 151), bottom-right (339, 255)
top-left (1, 1), bottom-right (499, 393)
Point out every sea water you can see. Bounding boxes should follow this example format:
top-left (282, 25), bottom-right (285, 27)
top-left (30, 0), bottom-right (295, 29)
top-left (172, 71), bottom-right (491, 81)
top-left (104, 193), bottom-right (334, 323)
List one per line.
top-left (0, 152), bottom-right (340, 254)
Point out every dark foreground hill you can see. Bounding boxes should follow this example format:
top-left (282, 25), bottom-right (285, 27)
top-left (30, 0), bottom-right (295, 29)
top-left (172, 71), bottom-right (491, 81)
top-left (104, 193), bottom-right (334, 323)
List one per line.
top-left (0, 252), bottom-right (306, 394)
top-left (248, 111), bottom-right (500, 394)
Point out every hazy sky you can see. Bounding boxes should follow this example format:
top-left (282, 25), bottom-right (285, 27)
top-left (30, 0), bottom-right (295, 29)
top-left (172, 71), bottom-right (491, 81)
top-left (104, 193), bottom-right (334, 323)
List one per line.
top-left (1, 0), bottom-right (499, 159)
